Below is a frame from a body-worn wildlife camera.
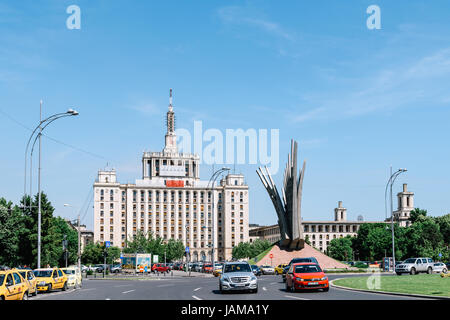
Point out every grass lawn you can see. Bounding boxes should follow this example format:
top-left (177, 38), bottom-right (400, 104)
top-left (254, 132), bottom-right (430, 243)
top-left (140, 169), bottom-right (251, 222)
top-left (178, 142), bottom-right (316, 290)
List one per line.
top-left (333, 274), bottom-right (450, 297)
top-left (248, 245), bottom-right (274, 265)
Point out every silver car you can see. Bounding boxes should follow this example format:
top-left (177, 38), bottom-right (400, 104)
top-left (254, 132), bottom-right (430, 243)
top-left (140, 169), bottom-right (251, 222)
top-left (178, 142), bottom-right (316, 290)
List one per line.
top-left (219, 262), bottom-right (258, 293)
top-left (432, 262), bottom-right (448, 274)
top-left (395, 257), bottom-right (434, 275)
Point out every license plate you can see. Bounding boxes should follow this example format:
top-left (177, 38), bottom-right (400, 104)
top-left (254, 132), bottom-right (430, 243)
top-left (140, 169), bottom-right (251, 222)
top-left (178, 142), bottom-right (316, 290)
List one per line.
top-left (308, 282), bottom-right (319, 285)
top-left (235, 283), bottom-right (245, 287)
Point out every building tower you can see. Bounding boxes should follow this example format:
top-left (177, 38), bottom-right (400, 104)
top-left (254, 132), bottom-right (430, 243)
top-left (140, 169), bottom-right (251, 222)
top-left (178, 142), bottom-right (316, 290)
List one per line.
top-left (334, 201), bottom-right (347, 222)
top-left (164, 88), bottom-right (177, 154)
top-left (393, 183), bottom-right (414, 227)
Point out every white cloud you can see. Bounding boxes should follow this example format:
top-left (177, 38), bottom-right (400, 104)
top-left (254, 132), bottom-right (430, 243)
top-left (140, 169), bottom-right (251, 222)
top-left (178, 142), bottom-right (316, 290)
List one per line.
top-left (291, 47), bottom-right (450, 123)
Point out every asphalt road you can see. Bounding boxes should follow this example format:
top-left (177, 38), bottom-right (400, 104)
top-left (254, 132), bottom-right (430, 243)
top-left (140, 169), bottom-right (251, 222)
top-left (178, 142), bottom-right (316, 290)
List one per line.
top-left (31, 273), bottom-right (429, 301)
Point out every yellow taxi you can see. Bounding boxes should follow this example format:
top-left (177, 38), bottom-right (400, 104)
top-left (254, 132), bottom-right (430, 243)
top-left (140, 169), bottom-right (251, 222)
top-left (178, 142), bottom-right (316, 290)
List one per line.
top-left (33, 268), bottom-right (68, 293)
top-left (16, 269), bottom-right (38, 296)
top-left (0, 269), bottom-right (30, 300)
top-left (275, 264), bottom-right (287, 275)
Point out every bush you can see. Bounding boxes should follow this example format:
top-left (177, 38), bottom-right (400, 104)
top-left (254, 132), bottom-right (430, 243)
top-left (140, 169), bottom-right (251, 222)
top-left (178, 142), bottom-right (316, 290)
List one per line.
top-left (87, 270), bottom-right (93, 275)
top-left (354, 262), bottom-right (368, 269)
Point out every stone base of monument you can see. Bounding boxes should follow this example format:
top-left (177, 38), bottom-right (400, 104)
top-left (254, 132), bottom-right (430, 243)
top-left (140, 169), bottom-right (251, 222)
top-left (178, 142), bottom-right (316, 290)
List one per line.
top-left (256, 242), bottom-right (350, 270)
top-left (279, 239), bottom-right (305, 250)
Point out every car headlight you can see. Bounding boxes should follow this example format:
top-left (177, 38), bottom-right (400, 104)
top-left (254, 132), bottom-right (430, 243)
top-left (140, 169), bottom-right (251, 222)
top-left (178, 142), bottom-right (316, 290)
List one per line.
top-left (250, 275), bottom-right (257, 281)
top-left (321, 276), bottom-right (328, 281)
top-left (221, 276), bottom-right (229, 282)
top-left (39, 281), bottom-right (46, 286)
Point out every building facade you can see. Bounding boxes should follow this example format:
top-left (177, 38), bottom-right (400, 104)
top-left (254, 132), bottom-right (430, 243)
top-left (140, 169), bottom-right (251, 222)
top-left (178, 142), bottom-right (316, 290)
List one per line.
top-left (250, 188), bottom-right (415, 254)
top-left (93, 90), bottom-right (249, 261)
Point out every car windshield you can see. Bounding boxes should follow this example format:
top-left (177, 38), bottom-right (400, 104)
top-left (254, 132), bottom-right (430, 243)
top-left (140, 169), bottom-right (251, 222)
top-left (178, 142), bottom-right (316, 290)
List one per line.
top-left (294, 265), bottom-right (322, 273)
top-left (292, 258), bottom-right (317, 264)
top-left (434, 263), bottom-right (442, 266)
top-left (34, 270), bottom-right (52, 277)
top-left (403, 259), bottom-right (417, 264)
top-left (63, 270), bottom-right (75, 274)
top-left (0, 275), bottom-right (5, 285)
top-left (224, 264), bottom-right (251, 273)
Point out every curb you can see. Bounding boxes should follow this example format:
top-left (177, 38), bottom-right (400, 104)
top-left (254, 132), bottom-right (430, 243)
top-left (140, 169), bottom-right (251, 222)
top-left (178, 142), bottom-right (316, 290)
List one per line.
top-left (330, 278), bottom-right (450, 300)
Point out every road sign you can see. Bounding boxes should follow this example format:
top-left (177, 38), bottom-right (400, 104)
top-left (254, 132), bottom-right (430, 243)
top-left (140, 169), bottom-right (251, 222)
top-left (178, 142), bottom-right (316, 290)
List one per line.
top-left (439, 253), bottom-right (442, 258)
top-left (269, 253), bottom-right (273, 259)
top-left (105, 241), bottom-right (111, 248)
top-left (185, 246), bottom-right (190, 253)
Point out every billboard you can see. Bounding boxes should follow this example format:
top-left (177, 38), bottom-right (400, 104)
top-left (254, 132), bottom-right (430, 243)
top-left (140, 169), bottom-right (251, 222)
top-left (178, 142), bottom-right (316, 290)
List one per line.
top-left (166, 180), bottom-right (184, 188)
top-left (121, 253), bottom-right (152, 272)
top-left (160, 165), bottom-right (185, 177)
top-left (136, 254), bottom-right (152, 272)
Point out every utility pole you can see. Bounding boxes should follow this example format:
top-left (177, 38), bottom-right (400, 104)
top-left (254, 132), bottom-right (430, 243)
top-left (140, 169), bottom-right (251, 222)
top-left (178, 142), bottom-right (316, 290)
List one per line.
top-left (78, 214), bottom-right (81, 271)
top-left (37, 100), bottom-right (42, 269)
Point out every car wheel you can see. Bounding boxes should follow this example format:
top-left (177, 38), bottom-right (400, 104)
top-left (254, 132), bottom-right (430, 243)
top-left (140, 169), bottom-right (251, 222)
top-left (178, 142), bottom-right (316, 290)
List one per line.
top-left (62, 282), bottom-right (67, 291)
top-left (323, 287), bottom-right (329, 292)
top-left (443, 268), bottom-right (448, 274)
top-left (410, 268), bottom-right (416, 275)
top-left (47, 284), bottom-right (52, 293)
top-left (254, 288), bottom-right (258, 294)
top-left (427, 267), bottom-right (432, 274)
top-left (285, 282), bottom-right (290, 292)
top-left (22, 291), bottom-right (29, 300)
top-left (396, 272), bottom-right (402, 276)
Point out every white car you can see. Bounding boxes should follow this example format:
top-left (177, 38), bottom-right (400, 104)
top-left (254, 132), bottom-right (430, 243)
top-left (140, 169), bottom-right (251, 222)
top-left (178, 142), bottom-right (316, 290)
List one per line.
top-left (260, 265), bottom-right (275, 275)
top-left (432, 262), bottom-right (448, 274)
top-left (61, 266), bottom-right (82, 288)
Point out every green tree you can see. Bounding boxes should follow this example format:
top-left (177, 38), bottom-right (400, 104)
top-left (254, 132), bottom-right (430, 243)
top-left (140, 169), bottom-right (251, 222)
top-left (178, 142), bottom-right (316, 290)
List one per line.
top-left (52, 216), bottom-right (79, 267)
top-left (0, 198), bottom-right (25, 266)
top-left (328, 236), bottom-right (353, 261)
top-left (409, 208), bottom-right (427, 224)
top-left (165, 239), bottom-right (185, 262)
top-left (19, 192), bottom-right (61, 268)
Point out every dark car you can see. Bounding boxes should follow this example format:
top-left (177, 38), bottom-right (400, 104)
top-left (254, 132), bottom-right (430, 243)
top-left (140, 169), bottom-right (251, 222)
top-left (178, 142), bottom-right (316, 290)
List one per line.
top-left (250, 265), bottom-right (262, 276)
top-left (282, 257), bottom-right (319, 282)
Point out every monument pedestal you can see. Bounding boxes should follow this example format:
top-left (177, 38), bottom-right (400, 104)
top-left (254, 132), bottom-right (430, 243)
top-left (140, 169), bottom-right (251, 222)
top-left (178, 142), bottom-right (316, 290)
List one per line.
top-left (256, 243), bottom-right (350, 270)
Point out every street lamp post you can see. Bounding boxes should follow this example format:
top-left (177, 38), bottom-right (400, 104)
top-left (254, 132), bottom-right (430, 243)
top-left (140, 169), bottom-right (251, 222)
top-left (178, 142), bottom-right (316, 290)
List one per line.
top-left (23, 103), bottom-right (79, 269)
top-left (384, 167), bottom-right (407, 273)
top-left (207, 167), bottom-right (230, 272)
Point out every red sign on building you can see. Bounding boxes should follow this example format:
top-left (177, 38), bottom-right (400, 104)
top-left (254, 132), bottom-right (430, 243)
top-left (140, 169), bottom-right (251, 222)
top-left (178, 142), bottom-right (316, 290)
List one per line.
top-left (166, 180), bottom-right (185, 188)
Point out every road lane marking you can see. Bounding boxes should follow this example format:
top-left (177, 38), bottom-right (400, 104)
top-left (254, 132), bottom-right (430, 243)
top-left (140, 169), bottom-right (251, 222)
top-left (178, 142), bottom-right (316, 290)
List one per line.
top-left (263, 287), bottom-right (267, 291)
top-left (122, 290), bottom-right (135, 294)
top-left (157, 284), bottom-right (174, 288)
top-left (194, 287), bottom-right (201, 291)
top-left (114, 285), bottom-right (132, 288)
top-left (284, 295), bottom-right (310, 300)
top-left (192, 295), bottom-right (202, 300)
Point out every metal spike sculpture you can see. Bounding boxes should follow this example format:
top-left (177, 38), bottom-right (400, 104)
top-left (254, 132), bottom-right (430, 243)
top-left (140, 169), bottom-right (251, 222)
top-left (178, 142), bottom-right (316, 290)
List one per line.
top-left (256, 140), bottom-right (306, 249)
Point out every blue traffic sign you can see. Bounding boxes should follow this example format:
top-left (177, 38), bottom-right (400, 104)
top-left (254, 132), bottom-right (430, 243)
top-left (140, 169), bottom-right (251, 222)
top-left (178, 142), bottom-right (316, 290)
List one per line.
top-left (185, 246), bottom-right (190, 253)
top-left (105, 241), bottom-right (111, 248)
top-left (439, 253), bottom-right (442, 258)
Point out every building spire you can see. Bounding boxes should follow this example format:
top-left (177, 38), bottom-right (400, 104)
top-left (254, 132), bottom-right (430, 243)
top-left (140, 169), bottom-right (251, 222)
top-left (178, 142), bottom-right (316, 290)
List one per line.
top-left (164, 88), bottom-right (177, 153)
top-left (169, 88), bottom-right (173, 111)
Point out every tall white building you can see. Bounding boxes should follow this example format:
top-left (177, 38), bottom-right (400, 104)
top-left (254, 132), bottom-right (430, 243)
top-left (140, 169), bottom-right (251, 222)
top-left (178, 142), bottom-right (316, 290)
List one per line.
top-left (93, 90), bottom-right (249, 261)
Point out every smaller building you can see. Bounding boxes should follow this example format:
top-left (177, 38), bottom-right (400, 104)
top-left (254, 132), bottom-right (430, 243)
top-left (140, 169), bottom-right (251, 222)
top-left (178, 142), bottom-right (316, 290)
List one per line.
top-left (65, 220), bottom-right (94, 253)
top-left (391, 184), bottom-right (414, 227)
top-left (250, 201), bottom-right (387, 254)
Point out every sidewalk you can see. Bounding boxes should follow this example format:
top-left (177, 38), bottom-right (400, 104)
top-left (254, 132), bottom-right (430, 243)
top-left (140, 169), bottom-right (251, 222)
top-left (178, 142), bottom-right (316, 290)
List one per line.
top-left (85, 270), bottom-right (214, 280)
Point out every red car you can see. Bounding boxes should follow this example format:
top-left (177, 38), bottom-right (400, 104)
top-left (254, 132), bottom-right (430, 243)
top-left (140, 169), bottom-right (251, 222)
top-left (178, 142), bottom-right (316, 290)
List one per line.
top-left (285, 263), bottom-right (329, 292)
top-left (151, 263), bottom-right (169, 273)
top-left (202, 264), bottom-right (213, 273)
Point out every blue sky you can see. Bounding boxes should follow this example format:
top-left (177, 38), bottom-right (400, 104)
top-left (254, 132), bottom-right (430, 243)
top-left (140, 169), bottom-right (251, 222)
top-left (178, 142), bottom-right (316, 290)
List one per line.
top-left (1, 1), bottom-right (450, 230)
